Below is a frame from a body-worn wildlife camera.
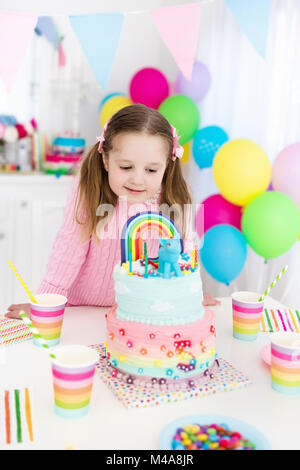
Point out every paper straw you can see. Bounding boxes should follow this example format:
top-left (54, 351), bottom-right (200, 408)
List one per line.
top-left (259, 265), bottom-right (288, 302)
top-left (18, 311), bottom-right (56, 359)
top-left (8, 261), bottom-right (37, 304)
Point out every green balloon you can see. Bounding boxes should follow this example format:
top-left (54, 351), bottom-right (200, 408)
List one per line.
top-left (242, 191), bottom-right (300, 259)
top-left (158, 94), bottom-right (200, 145)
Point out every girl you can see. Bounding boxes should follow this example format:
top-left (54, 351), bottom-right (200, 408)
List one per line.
top-left (5, 104), bottom-right (219, 319)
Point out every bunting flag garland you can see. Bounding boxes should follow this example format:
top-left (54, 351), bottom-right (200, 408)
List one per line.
top-left (225, 0), bottom-right (270, 59)
top-left (0, 11), bottom-right (38, 93)
top-left (69, 13), bottom-right (125, 91)
top-left (150, 2), bottom-right (202, 80)
top-left (0, 2), bottom-right (271, 94)
top-left (34, 16), bottom-right (66, 67)
top-left (34, 16), bottom-right (60, 49)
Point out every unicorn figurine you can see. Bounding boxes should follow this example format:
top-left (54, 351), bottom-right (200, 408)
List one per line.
top-left (157, 237), bottom-right (183, 279)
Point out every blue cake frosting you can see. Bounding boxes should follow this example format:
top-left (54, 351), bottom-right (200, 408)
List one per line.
top-left (113, 264), bottom-right (204, 325)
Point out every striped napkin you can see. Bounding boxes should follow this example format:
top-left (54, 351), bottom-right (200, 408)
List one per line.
top-left (260, 308), bottom-right (300, 333)
top-left (0, 317), bottom-right (32, 346)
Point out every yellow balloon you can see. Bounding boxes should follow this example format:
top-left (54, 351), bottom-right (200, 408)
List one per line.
top-left (213, 139), bottom-right (271, 206)
top-left (181, 141), bottom-right (190, 164)
top-left (100, 96), bottom-right (132, 128)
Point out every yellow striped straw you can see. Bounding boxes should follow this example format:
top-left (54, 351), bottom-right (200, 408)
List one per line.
top-left (8, 261), bottom-right (37, 304)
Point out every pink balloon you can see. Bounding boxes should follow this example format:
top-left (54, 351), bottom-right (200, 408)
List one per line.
top-left (272, 142), bottom-right (300, 208)
top-left (195, 194), bottom-right (242, 238)
top-left (129, 67), bottom-right (170, 109)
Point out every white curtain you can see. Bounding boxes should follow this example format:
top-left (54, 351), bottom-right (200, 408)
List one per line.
top-left (2, 0), bottom-right (300, 306)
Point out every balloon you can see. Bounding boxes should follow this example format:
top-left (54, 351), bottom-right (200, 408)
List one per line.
top-left (99, 92), bottom-right (125, 111)
top-left (181, 141), bottom-right (191, 164)
top-left (272, 142), bottom-right (300, 208)
top-left (200, 224), bottom-right (247, 285)
top-left (100, 95), bottom-right (132, 128)
top-left (242, 191), bottom-right (300, 259)
top-left (195, 194), bottom-right (242, 238)
top-left (193, 126), bottom-right (229, 169)
top-left (175, 61), bottom-right (211, 102)
top-left (129, 67), bottom-right (169, 109)
top-left (158, 95), bottom-right (200, 145)
top-left (213, 139), bottom-right (271, 206)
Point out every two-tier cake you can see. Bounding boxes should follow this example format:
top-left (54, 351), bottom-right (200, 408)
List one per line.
top-left (104, 211), bottom-right (218, 390)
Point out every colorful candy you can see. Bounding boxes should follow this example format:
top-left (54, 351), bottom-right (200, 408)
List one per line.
top-left (171, 423), bottom-right (256, 450)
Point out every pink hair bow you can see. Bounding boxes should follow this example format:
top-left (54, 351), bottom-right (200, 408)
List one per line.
top-left (171, 126), bottom-right (184, 161)
top-left (96, 120), bottom-right (109, 153)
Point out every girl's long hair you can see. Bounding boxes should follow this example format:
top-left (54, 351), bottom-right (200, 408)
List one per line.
top-left (75, 104), bottom-right (192, 242)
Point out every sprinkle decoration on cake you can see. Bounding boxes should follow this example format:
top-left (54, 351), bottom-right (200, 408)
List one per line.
top-left (105, 211), bottom-right (219, 390)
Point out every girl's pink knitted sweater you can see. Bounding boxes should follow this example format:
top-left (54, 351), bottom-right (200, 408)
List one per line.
top-left (37, 178), bottom-right (193, 307)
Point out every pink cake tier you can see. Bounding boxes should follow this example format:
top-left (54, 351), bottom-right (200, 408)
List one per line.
top-left (105, 305), bottom-right (217, 390)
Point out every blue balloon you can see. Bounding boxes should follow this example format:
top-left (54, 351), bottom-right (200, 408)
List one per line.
top-left (200, 224), bottom-right (247, 285)
top-left (192, 126), bottom-right (229, 169)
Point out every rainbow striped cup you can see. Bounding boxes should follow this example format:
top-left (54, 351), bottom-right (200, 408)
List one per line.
top-left (30, 294), bottom-right (67, 347)
top-left (232, 291), bottom-right (264, 341)
top-left (271, 332), bottom-right (300, 395)
top-left (50, 345), bottom-right (99, 418)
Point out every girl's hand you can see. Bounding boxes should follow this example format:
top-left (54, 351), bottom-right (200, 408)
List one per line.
top-left (203, 293), bottom-right (221, 306)
top-left (4, 303), bottom-right (31, 320)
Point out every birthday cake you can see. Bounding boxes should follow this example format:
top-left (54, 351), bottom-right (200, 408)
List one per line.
top-left (44, 135), bottom-right (85, 174)
top-left (104, 212), bottom-right (218, 390)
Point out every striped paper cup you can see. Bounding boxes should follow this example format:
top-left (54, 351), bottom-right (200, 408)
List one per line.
top-left (30, 294), bottom-right (67, 347)
top-left (271, 332), bottom-right (300, 395)
top-left (232, 291), bottom-right (264, 341)
top-left (50, 345), bottom-right (99, 418)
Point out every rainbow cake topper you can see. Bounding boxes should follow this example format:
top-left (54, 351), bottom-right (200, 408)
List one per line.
top-left (120, 211), bottom-right (183, 264)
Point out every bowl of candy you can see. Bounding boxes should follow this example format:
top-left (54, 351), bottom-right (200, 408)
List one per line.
top-left (159, 414), bottom-right (271, 450)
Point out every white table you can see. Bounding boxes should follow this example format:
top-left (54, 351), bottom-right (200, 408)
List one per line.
top-left (1, 296), bottom-right (298, 450)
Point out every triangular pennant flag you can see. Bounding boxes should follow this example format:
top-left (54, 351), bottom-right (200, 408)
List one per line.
top-left (225, 0), bottom-right (270, 58)
top-left (69, 13), bottom-right (124, 91)
top-left (150, 3), bottom-right (202, 80)
top-left (35, 17), bottom-right (59, 49)
top-left (0, 11), bottom-right (38, 93)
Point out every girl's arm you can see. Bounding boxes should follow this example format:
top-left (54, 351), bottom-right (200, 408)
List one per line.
top-left (36, 175), bottom-right (90, 299)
